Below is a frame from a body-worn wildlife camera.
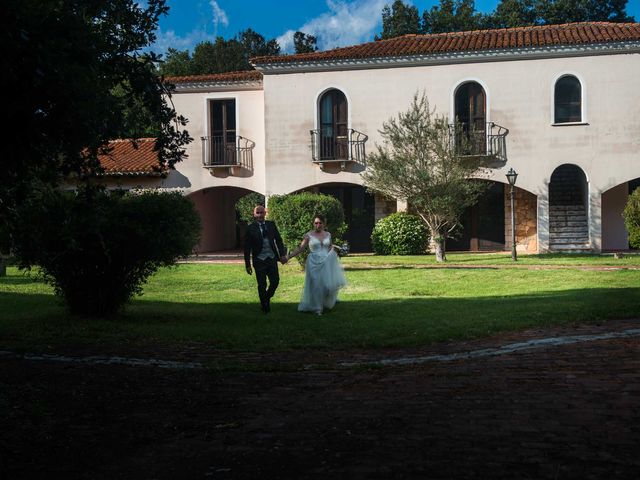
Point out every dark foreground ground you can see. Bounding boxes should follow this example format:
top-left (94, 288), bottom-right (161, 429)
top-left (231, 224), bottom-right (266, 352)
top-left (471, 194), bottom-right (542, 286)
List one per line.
top-left (1, 319), bottom-right (639, 480)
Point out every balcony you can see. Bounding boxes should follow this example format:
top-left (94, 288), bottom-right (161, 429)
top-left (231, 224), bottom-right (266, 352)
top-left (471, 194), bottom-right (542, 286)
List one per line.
top-left (310, 128), bottom-right (368, 170)
top-left (201, 135), bottom-right (255, 173)
top-left (449, 122), bottom-right (509, 162)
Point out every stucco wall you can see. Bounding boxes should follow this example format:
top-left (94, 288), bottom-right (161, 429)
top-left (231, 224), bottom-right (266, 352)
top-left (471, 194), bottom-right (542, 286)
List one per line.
top-left (261, 53), bottom-right (640, 198)
top-left (602, 182), bottom-right (629, 251)
top-left (169, 88), bottom-right (266, 196)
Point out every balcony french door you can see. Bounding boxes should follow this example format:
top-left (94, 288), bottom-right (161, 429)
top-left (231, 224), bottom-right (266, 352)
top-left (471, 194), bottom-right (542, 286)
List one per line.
top-left (319, 90), bottom-right (348, 160)
top-left (455, 82), bottom-right (486, 156)
top-left (209, 99), bottom-right (236, 165)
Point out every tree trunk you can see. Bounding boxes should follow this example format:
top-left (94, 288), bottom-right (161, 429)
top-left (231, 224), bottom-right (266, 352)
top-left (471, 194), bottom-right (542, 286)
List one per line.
top-left (430, 228), bottom-right (446, 262)
top-left (0, 257), bottom-right (5, 277)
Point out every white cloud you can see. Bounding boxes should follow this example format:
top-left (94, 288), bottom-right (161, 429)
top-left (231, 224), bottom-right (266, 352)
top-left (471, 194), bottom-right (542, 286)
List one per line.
top-left (153, 27), bottom-right (211, 54)
top-left (210, 0), bottom-right (229, 34)
top-left (277, 0), bottom-right (388, 53)
top-left (152, 1), bottom-right (230, 54)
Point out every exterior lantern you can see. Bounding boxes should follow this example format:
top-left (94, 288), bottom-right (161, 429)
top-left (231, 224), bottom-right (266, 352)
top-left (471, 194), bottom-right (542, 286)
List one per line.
top-left (506, 168), bottom-right (518, 261)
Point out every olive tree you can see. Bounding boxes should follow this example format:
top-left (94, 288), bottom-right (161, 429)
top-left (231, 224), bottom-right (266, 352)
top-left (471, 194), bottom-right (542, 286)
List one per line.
top-left (362, 92), bottom-right (489, 262)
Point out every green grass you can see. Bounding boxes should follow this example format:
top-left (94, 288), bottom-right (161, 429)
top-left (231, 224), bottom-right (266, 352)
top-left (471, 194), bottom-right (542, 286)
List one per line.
top-left (1, 253), bottom-right (639, 352)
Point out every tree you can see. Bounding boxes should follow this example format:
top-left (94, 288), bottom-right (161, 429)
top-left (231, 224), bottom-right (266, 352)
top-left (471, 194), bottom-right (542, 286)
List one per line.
top-left (239, 28), bottom-right (281, 61)
top-left (190, 38), bottom-right (247, 74)
top-left (294, 31), bottom-right (318, 54)
top-left (362, 93), bottom-right (490, 262)
top-left (423, 0), bottom-right (487, 33)
top-left (377, 0), bottom-right (422, 39)
top-left (160, 29), bottom-right (281, 76)
top-left (487, 0), bottom-right (634, 27)
top-left (486, 0), bottom-right (541, 28)
top-left (537, 0), bottom-right (634, 24)
top-left (1, 0), bottom-right (191, 241)
top-left (159, 48), bottom-right (193, 77)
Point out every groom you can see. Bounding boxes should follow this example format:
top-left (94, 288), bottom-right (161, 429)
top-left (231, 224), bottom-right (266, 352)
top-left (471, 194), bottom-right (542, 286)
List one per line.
top-left (244, 205), bottom-right (287, 313)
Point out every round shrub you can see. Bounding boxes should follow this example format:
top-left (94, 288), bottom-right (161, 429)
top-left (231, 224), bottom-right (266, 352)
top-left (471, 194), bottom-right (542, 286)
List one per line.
top-left (371, 212), bottom-right (429, 255)
top-left (268, 192), bottom-right (346, 267)
top-left (623, 188), bottom-right (640, 248)
top-left (11, 186), bottom-right (201, 316)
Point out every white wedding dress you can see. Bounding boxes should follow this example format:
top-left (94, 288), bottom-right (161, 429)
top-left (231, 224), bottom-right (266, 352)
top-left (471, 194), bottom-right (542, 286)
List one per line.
top-left (298, 233), bottom-right (347, 314)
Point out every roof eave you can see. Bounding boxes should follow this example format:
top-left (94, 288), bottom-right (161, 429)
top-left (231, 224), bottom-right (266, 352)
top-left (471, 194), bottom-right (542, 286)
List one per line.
top-left (172, 80), bottom-right (263, 92)
top-left (252, 40), bottom-right (640, 74)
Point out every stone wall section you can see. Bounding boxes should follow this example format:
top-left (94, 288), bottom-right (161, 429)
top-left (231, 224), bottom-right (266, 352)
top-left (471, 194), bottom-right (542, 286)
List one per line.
top-left (375, 194), bottom-right (397, 222)
top-left (505, 187), bottom-right (538, 253)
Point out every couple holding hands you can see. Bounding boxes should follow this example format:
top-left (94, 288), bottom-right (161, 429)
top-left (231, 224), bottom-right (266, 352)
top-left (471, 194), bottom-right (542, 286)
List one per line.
top-left (244, 205), bottom-right (347, 315)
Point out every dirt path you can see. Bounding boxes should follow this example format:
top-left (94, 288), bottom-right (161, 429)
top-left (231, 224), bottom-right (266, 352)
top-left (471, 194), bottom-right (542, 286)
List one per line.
top-left (2, 319), bottom-right (639, 479)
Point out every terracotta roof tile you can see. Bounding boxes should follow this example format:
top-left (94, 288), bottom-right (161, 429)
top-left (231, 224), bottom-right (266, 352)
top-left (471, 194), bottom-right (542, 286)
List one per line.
top-left (251, 22), bottom-right (640, 65)
top-left (165, 70), bottom-right (262, 84)
top-left (98, 139), bottom-right (164, 176)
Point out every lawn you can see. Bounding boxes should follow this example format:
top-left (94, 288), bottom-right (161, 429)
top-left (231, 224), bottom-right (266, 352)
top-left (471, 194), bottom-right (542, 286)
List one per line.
top-left (1, 253), bottom-right (639, 351)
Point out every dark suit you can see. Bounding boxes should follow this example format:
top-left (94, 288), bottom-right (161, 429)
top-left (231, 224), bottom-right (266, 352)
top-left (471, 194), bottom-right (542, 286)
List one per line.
top-left (244, 221), bottom-right (286, 311)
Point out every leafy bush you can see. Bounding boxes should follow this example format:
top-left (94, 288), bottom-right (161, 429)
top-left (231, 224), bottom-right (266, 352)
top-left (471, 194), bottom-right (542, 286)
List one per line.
top-left (11, 186), bottom-right (201, 316)
top-left (371, 212), bottom-right (429, 255)
top-left (235, 192), bottom-right (265, 225)
top-left (268, 192), bottom-right (346, 267)
top-left (623, 188), bottom-right (640, 248)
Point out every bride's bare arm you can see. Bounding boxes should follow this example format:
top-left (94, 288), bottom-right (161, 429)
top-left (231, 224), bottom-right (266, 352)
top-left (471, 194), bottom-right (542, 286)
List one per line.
top-left (287, 235), bottom-right (310, 260)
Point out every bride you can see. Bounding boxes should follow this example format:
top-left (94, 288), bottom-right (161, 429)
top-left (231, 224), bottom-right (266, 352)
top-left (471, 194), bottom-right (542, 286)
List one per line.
top-left (286, 214), bottom-right (347, 315)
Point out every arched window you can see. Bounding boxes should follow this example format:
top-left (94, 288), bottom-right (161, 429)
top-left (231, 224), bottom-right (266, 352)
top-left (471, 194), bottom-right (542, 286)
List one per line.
top-left (554, 75), bottom-right (582, 123)
top-left (318, 89), bottom-right (348, 160)
top-left (454, 82), bottom-right (486, 155)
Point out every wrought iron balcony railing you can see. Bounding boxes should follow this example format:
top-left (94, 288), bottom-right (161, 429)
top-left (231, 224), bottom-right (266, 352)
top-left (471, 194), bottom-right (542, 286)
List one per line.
top-left (310, 128), bottom-right (368, 170)
top-left (449, 122), bottom-right (509, 162)
top-left (201, 135), bottom-right (255, 170)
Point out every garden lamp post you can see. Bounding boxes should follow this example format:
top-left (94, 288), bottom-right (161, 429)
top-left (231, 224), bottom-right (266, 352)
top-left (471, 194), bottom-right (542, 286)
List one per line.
top-left (506, 168), bottom-right (518, 261)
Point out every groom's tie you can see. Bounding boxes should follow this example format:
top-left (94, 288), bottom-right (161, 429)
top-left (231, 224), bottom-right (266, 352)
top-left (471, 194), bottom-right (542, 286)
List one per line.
top-left (260, 223), bottom-right (266, 237)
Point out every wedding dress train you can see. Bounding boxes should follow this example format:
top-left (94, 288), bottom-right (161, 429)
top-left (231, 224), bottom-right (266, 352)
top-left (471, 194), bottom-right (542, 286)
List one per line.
top-left (298, 233), bottom-right (347, 314)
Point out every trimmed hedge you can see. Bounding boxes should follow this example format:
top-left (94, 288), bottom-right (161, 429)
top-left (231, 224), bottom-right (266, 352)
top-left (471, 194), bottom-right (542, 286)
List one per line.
top-left (267, 192), bottom-right (346, 267)
top-left (623, 188), bottom-right (640, 248)
top-left (371, 212), bottom-right (429, 255)
top-left (235, 192), bottom-right (265, 225)
top-left (11, 187), bottom-right (201, 316)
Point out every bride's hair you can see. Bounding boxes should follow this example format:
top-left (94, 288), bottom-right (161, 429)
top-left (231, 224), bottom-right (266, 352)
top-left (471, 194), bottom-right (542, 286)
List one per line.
top-left (313, 214), bottom-right (326, 224)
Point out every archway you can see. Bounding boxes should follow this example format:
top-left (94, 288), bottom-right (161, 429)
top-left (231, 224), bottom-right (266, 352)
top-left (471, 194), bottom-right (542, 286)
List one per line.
top-left (602, 177), bottom-right (640, 251)
top-left (188, 186), bottom-right (256, 253)
top-left (448, 181), bottom-right (505, 251)
top-left (549, 164), bottom-right (589, 251)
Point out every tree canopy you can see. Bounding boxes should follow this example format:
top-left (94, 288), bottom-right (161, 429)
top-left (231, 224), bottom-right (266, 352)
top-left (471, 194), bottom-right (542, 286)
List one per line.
top-left (1, 0), bottom-right (191, 220)
top-left (294, 31), bottom-right (319, 54)
top-left (1, 0), bottom-right (195, 286)
top-left (377, 0), bottom-right (635, 37)
top-left (159, 28), bottom-right (281, 77)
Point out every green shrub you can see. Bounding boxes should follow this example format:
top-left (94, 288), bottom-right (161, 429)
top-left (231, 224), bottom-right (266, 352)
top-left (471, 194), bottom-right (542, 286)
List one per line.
top-left (371, 212), bottom-right (429, 255)
top-left (268, 192), bottom-right (346, 267)
top-left (235, 192), bottom-right (265, 225)
top-left (11, 186), bottom-right (201, 316)
top-left (623, 188), bottom-right (640, 248)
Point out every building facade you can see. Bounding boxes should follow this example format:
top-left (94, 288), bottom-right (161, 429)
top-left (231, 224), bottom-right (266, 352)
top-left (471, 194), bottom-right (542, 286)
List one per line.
top-left (113, 22), bottom-right (640, 254)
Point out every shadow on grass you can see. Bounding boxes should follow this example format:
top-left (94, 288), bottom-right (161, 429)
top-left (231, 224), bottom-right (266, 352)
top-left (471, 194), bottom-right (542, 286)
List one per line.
top-left (1, 286), bottom-right (639, 350)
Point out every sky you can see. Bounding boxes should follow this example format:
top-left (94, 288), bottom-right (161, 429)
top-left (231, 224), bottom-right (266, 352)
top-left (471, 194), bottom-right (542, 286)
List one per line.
top-left (153, 0), bottom-right (640, 54)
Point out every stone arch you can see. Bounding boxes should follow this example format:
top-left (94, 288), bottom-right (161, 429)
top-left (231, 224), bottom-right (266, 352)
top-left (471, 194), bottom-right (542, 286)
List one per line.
top-left (548, 164), bottom-right (590, 252)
